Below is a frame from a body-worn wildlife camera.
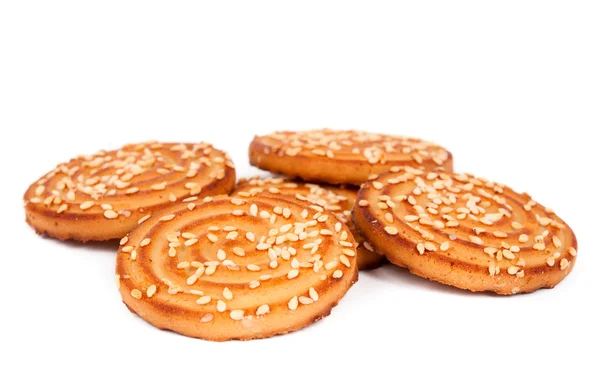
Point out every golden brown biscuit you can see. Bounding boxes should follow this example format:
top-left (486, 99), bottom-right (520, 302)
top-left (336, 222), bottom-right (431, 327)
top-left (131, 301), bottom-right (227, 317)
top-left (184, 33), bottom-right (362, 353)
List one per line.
top-left (116, 195), bottom-right (358, 341)
top-left (24, 142), bottom-right (236, 241)
top-left (353, 167), bottom-right (577, 294)
top-left (249, 129), bottom-right (452, 185)
top-left (232, 176), bottom-right (384, 269)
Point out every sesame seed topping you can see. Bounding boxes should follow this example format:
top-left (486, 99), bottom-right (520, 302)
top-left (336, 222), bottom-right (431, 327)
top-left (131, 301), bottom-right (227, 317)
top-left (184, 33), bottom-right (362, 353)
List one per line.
top-left (332, 270), bottom-right (343, 279)
top-left (230, 310), bottom-right (245, 320)
top-left (256, 304), bottom-right (270, 316)
top-left (288, 296), bottom-right (299, 310)
top-left (138, 214), bottom-right (151, 225)
top-left (146, 285), bottom-right (157, 297)
top-left (80, 201), bottom-right (95, 210)
top-left (160, 214), bottom-right (176, 222)
top-left (247, 264), bottom-right (261, 271)
top-left (223, 287), bottom-right (233, 300)
top-left (140, 238), bottom-right (151, 247)
top-left (384, 226), bottom-right (398, 235)
top-left (131, 289), bottom-right (142, 299)
top-left (104, 210), bottom-right (118, 219)
top-left (196, 296), bottom-right (211, 305)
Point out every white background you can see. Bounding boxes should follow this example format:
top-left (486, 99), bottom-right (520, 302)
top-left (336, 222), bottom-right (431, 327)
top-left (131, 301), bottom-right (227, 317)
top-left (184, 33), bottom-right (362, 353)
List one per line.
top-left (1, 1), bottom-right (599, 372)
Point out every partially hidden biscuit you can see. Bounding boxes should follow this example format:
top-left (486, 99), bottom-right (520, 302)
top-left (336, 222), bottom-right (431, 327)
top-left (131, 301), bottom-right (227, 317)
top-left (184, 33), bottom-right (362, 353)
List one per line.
top-left (24, 142), bottom-right (236, 241)
top-left (116, 195), bottom-right (358, 341)
top-left (232, 176), bottom-right (384, 270)
top-left (353, 167), bottom-right (577, 294)
top-left (249, 129), bottom-right (452, 185)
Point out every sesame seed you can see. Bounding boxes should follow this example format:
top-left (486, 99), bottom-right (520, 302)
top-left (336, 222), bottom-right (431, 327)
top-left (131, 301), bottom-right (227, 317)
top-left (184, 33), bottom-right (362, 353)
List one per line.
top-left (511, 221), bottom-right (523, 229)
top-left (299, 296), bottom-right (314, 305)
top-left (342, 249), bottom-right (355, 257)
top-left (547, 257), bottom-right (555, 266)
top-left (288, 296), bottom-right (299, 310)
top-left (80, 201), bottom-right (95, 210)
top-left (196, 296), bottom-right (211, 305)
top-left (249, 280), bottom-right (260, 289)
top-left (256, 304), bottom-right (270, 316)
top-left (358, 200), bottom-right (369, 207)
top-left (553, 236), bottom-right (562, 249)
top-left (440, 241), bottom-right (450, 251)
top-left (384, 226), bottom-right (398, 235)
top-left (469, 235), bottom-right (484, 245)
top-left (216, 249), bottom-right (226, 261)
top-left (246, 232), bottom-right (255, 242)
top-left (507, 266), bottom-right (519, 275)
top-left (309, 287), bottom-right (319, 301)
top-left (168, 247), bottom-right (176, 257)
top-left (247, 264), bottom-right (261, 271)
top-left (146, 285), bottom-right (156, 297)
top-left (223, 287), bottom-right (233, 300)
top-left (207, 234), bottom-right (218, 243)
top-left (217, 300), bottom-right (227, 312)
top-left (198, 313), bottom-right (213, 323)
top-left (151, 182), bottom-right (167, 190)
top-left (373, 181), bottom-right (384, 190)
top-left (205, 265), bottom-right (217, 275)
top-left (104, 210), bottom-right (118, 219)
top-left (131, 250), bottom-right (137, 260)
top-left (230, 310), bottom-right (244, 320)
top-left (226, 231), bottom-right (238, 240)
top-left (138, 214), bottom-right (151, 225)
top-left (140, 238), bottom-right (151, 247)
top-left (288, 269), bottom-right (299, 279)
top-left (131, 289), bottom-right (142, 299)
top-left (325, 261), bottom-right (338, 270)
top-left (160, 214), bottom-right (175, 222)
top-left (569, 247), bottom-right (577, 256)
top-left (250, 204), bottom-right (258, 216)
top-left (332, 270), bottom-right (343, 279)
top-left (560, 258), bottom-right (570, 270)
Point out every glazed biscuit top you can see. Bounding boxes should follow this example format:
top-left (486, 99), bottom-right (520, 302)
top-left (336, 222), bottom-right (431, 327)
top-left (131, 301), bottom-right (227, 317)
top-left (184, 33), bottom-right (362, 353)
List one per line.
top-left (355, 167), bottom-right (577, 278)
top-left (116, 195), bottom-right (357, 322)
top-left (252, 129), bottom-right (451, 167)
top-left (23, 142), bottom-right (235, 219)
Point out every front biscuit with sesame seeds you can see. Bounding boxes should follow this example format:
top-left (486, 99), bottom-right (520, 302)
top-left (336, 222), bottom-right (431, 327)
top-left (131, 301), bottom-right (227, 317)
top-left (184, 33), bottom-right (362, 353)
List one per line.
top-left (249, 129), bottom-right (453, 185)
top-left (352, 166), bottom-right (577, 294)
top-left (115, 195), bottom-right (358, 341)
top-left (23, 142), bottom-right (236, 241)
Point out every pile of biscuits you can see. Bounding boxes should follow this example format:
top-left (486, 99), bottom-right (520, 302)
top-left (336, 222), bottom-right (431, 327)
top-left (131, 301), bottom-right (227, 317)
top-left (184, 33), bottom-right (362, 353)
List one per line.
top-left (23, 129), bottom-right (577, 341)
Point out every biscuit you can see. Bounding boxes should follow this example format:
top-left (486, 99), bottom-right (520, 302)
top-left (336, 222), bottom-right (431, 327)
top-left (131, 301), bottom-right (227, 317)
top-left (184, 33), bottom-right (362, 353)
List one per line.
top-left (24, 142), bottom-right (236, 241)
top-left (249, 129), bottom-right (452, 185)
top-left (352, 167), bottom-right (577, 294)
top-left (116, 195), bottom-right (358, 341)
top-left (232, 176), bottom-right (384, 269)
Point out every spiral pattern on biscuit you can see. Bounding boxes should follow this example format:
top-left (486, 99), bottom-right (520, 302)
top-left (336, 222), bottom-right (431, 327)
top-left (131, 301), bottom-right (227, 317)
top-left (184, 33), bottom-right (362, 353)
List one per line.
top-left (353, 166), bottom-right (577, 294)
top-left (23, 142), bottom-right (235, 241)
top-left (116, 195), bottom-right (358, 341)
